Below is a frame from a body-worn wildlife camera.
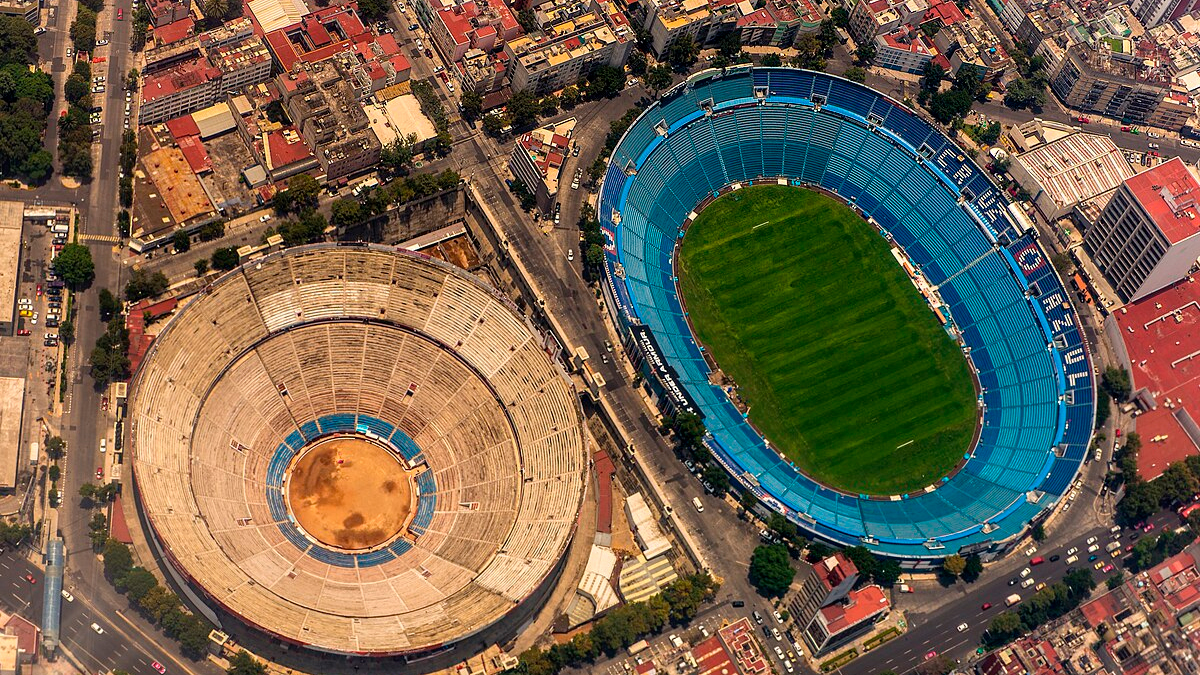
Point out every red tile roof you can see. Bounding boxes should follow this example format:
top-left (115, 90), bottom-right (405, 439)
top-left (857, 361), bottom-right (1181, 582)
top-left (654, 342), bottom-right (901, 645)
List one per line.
top-left (818, 585), bottom-right (889, 634)
top-left (691, 635), bottom-right (737, 675)
top-left (1114, 278), bottom-right (1200, 478)
top-left (142, 58), bottom-right (221, 103)
top-left (109, 495), bottom-right (134, 544)
top-left (925, 0), bottom-right (966, 24)
top-left (154, 17), bottom-right (195, 45)
top-left (1124, 157), bottom-right (1200, 244)
top-left (1150, 547), bottom-right (1200, 614)
top-left (177, 135), bottom-right (212, 174)
top-left (166, 114), bottom-right (201, 139)
top-left (815, 552), bottom-right (857, 590)
top-left (267, 128), bottom-right (314, 167)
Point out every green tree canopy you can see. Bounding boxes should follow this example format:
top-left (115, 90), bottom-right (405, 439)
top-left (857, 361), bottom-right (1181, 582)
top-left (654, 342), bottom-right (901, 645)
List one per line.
top-left (53, 243), bottom-right (95, 288)
top-left (749, 544), bottom-right (795, 597)
top-left (942, 553), bottom-right (967, 578)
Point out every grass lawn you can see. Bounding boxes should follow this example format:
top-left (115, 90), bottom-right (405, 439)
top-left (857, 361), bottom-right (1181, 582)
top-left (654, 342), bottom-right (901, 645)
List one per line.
top-left (678, 185), bottom-right (977, 495)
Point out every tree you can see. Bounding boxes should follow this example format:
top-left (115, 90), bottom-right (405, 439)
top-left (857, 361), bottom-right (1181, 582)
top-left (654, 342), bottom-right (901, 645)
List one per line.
top-left (58, 316), bottom-right (75, 345)
top-left (718, 31), bottom-right (741, 60)
top-left (1003, 78), bottom-right (1046, 110)
top-left (874, 557), bottom-right (903, 585)
top-left (171, 229), bottom-right (191, 253)
top-left (921, 61), bottom-right (946, 93)
top-left (1102, 366), bottom-right (1132, 402)
top-left (917, 655), bottom-right (955, 675)
top-left (963, 553), bottom-right (984, 582)
top-left (21, 150), bottom-right (52, 183)
top-left (855, 42), bottom-right (876, 66)
top-left (667, 34), bottom-right (698, 72)
top-left (1117, 480), bottom-right (1162, 525)
top-left (1107, 570), bottom-right (1126, 590)
top-left (275, 174), bottom-right (320, 214)
top-left (201, 0), bottom-right (227, 21)
top-left (211, 247), bottom-right (240, 271)
top-left (985, 612), bottom-right (1023, 647)
top-left (119, 568), bottom-right (157, 601)
top-left (506, 89), bottom-right (541, 128)
top-left (1158, 462), bottom-right (1199, 506)
top-left (460, 89), bottom-right (483, 120)
top-left (125, 68), bottom-right (139, 92)
top-left (64, 74), bottom-right (89, 104)
top-left (354, 0), bottom-right (388, 21)
top-left (124, 268), bottom-right (169, 302)
top-left (843, 66), bottom-right (867, 83)
top-left (380, 135), bottom-right (416, 174)
top-left (264, 100), bottom-right (289, 125)
top-left (194, 259), bottom-right (209, 276)
top-left (227, 651), bottom-right (267, 675)
top-left (645, 65), bottom-right (673, 95)
top-left (942, 553), bottom-right (967, 579)
top-left (748, 544), bottom-right (795, 597)
top-left (792, 34), bottom-right (826, 70)
top-left (47, 464), bottom-right (60, 482)
top-left (831, 6), bottom-right (850, 27)
top-left (44, 436), bottom-right (66, 460)
top-left (0, 16), bottom-right (36, 66)
top-left (560, 85), bottom-right (580, 108)
top-left (1032, 523), bottom-right (1047, 542)
top-left (329, 198), bottom-right (364, 229)
top-left (103, 539), bottom-right (134, 580)
top-left (929, 88), bottom-right (973, 124)
top-left (628, 50), bottom-right (648, 76)
top-left (98, 288), bottom-right (121, 321)
top-left (197, 220), bottom-right (225, 242)
top-left (761, 53), bottom-right (782, 67)
top-left (701, 464), bottom-right (729, 496)
top-left (53, 243), bottom-right (95, 289)
top-left (738, 490), bottom-right (758, 512)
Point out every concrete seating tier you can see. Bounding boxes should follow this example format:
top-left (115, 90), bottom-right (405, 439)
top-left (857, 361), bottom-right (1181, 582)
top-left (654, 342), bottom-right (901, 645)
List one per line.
top-left (128, 246), bottom-right (588, 655)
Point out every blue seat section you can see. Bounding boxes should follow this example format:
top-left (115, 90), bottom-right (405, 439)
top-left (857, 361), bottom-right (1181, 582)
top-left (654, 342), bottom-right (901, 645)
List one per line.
top-left (354, 548), bottom-right (396, 567)
top-left (390, 429), bottom-right (423, 461)
top-left (410, 495), bottom-right (436, 536)
top-left (389, 538), bottom-right (413, 556)
top-left (284, 430), bottom-right (305, 451)
top-left (277, 521), bottom-right (310, 551)
top-left (266, 487), bottom-right (288, 521)
top-left (306, 545), bottom-right (356, 568)
top-left (317, 414), bottom-right (356, 434)
top-left (355, 414), bottom-right (395, 439)
top-left (598, 68), bottom-right (1095, 559)
top-left (266, 443), bottom-right (292, 489)
top-left (415, 469), bottom-right (437, 495)
top-left (299, 420), bottom-right (319, 440)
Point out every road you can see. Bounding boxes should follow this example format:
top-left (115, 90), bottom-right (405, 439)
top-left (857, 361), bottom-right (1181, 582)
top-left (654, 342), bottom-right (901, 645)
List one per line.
top-left (843, 506), bottom-right (1184, 675)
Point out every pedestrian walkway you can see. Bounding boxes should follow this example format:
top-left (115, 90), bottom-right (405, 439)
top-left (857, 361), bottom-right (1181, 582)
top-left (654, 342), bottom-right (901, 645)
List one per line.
top-left (77, 234), bottom-right (120, 243)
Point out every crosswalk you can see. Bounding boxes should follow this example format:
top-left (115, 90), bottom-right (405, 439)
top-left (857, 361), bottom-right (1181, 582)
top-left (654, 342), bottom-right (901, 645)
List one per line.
top-left (77, 234), bottom-right (120, 243)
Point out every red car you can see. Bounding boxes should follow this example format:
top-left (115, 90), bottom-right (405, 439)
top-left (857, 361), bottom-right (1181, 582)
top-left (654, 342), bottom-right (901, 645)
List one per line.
top-left (151, 661), bottom-right (166, 674)
top-left (23, 574), bottom-right (34, 584)
top-left (95, 467), bottom-right (103, 479)
top-left (1102, 564), bottom-right (1115, 573)
top-left (1143, 522), bottom-right (1156, 532)
top-left (1030, 556), bottom-right (1046, 566)
top-left (116, 8), bottom-right (122, 19)
top-left (1078, 116), bottom-right (1091, 123)
top-left (925, 651), bottom-right (938, 660)
top-left (16, 330), bottom-right (28, 336)
top-left (35, 284), bottom-right (41, 296)
top-left (981, 602), bottom-right (993, 610)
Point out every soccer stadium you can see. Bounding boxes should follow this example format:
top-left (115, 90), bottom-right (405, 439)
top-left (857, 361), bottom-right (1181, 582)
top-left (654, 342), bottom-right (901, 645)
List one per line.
top-left (127, 244), bottom-right (588, 655)
top-left (599, 67), bottom-right (1097, 563)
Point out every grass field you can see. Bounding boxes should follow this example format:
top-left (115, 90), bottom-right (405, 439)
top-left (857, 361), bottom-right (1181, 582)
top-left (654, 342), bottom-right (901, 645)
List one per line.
top-left (678, 186), bottom-right (977, 495)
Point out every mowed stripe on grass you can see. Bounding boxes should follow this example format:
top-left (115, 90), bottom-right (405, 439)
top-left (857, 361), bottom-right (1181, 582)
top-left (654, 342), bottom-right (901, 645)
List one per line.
top-left (678, 186), bottom-right (977, 495)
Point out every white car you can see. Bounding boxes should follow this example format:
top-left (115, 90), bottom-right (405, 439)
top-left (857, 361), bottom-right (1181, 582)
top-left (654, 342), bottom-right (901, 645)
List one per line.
top-left (567, 249), bottom-right (574, 261)
top-left (957, 622), bottom-right (968, 632)
top-left (774, 645), bottom-right (785, 658)
top-left (1020, 567), bottom-right (1032, 577)
top-left (1087, 544), bottom-right (1100, 553)
top-left (1087, 536), bottom-right (1098, 545)
top-left (1024, 546), bottom-right (1037, 556)
top-left (772, 627), bottom-right (782, 641)
top-left (61, 589), bottom-right (74, 602)
top-left (1067, 547), bottom-right (1079, 556)
top-left (90, 623), bottom-right (104, 635)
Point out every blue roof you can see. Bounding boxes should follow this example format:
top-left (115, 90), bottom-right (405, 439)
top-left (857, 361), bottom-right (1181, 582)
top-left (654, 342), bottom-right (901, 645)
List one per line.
top-left (598, 68), bottom-right (1096, 560)
top-left (42, 538), bottom-right (64, 650)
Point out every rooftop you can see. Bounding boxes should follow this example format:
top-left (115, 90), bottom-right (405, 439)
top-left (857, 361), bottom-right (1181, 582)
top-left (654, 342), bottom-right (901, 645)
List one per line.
top-left (1148, 546), bottom-right (1200, 613)
top-left (1112, 278), bottom-right (1200, 478)
top-left (1124, 157), bottom-right (1200, 244)
top-left (142, 56), bottom-right (220, 103)
top-left (691, 635), bottom-right (737, 675)
top-left (817, 585), bottom-right (889, 635)
top-left (1015, 132), bottom-right (1136, 208)
top-left (814, 552), bottom-right (857, 591)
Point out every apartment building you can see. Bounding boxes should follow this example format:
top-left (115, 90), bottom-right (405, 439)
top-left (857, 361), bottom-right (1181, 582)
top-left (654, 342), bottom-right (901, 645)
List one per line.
top-left (788, 553), bottom-right (890, 655)
top-left (208, 37), bottom-right (273, 92)
top-left (430, 0), bottom-right (520, 64)
top-left (874, 26), bottom-right (935, 74)
top-left (1049, 45), bottom-right (1195, 130)
top-left (505, 0), bottom-right (633, 95)
top-left (1084, 157), bottom-right (1200, 301)
top-left (0, 0), bottom-right (39, 25)
top-left (140, 58), bottom-right (223, 125)
top-left (509, 117), bottom-right (575, 214)
top-left (147, 0), bottom-right (191, 27)
top-left (281, 63), bottom-right (382, 182)
top-left (1132, 0), bottom-right (1200, 29)
top-left (640, 0), bottom-right (740, 58)
top-left (847, 0), bottom-right (928, 42)
top-left (934, 19), bottom-right (1012, 81)
top-left (736, 0), bottom-right (822, 48)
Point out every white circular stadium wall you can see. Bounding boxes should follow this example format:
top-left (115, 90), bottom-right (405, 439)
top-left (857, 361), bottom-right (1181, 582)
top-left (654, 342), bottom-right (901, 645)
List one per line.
top-left (127, 244), bottom-right (588, 655)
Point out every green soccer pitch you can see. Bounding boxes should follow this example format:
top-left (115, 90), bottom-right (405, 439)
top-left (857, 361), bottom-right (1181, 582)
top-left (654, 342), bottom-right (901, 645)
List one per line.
top-left (677, 185), bottom-right (978, 496)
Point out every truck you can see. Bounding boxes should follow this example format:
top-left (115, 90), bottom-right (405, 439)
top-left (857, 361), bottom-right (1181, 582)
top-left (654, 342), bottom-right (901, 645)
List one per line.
top-left (1005, 594), bottom-right (1021, 607)
top-left (627, 639), bottom-right (649, 656)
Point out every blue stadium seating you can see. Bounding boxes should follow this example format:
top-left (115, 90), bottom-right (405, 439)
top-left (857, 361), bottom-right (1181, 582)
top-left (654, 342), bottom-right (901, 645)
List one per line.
top-left (598, 68), bottom-right (1095, 561)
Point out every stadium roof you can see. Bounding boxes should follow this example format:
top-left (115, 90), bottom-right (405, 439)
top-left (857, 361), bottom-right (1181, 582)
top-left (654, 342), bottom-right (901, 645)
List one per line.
top-left (1123, 157), bottom-right (1200, 244)
top-left (1110, 277), bottom-right (1200, 478)
top-left (1015, 132), bottom-right (1135, 212)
